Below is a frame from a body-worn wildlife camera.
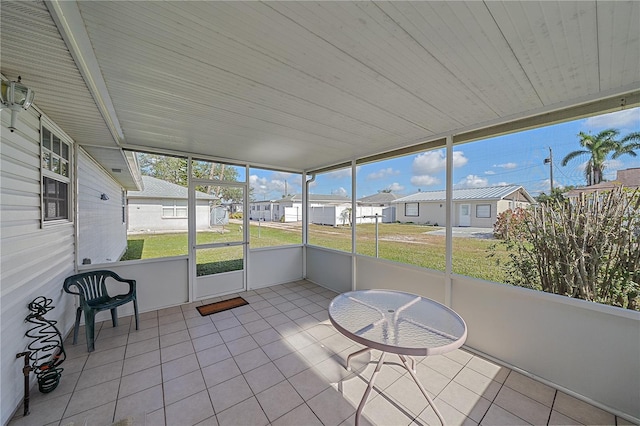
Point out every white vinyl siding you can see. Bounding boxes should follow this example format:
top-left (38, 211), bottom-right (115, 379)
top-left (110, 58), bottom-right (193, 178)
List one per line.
top-left (77, 147), bottom-right (128, 264)
top-left (396, 202), bottom-right (446, 225)
top-left (128, 199), bottom-right (211, 231)
top-left (1, 108), bottom-right (76, 425)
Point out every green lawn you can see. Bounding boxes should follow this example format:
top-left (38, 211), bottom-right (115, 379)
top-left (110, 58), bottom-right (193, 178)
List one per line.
top-left (121, 222), bottom-right (508, 282)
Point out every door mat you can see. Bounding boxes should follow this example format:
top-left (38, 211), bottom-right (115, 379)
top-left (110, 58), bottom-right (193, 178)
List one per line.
top-left (196, 297), bottom-right (249, 316)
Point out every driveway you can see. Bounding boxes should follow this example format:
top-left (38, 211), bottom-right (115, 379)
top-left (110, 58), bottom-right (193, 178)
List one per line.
top-left (424, 226), bottom-right (495, 239)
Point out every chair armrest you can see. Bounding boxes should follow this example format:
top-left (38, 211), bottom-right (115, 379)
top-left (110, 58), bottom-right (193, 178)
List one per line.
top-left (106, 271), bottom-right (136, 297)
top-left (63, 278), bottom-right (81, 296)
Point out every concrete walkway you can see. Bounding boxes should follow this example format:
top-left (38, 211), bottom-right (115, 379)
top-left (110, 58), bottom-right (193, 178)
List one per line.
top-left (424, 226), bottom-right (495, 239)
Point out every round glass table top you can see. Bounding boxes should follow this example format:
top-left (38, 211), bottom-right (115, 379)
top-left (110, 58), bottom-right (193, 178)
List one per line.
top-left (329, 290), bottom-right (467, 356)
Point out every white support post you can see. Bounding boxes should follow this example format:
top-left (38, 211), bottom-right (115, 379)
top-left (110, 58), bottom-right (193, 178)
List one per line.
top-left (351, 159), bottom-right (357, 291)
top-left (445, 135), bottom-right (453, 307)
top-left (187, 157), bottom-right (195, 303)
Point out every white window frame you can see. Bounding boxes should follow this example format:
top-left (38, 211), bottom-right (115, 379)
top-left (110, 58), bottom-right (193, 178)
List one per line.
top-left (476, 204), bottom-right (491, 218)
top-left (162, 200), bottom-right (188, 218)
top-left (405, 202), bottom-right (419, 217)
top-left (40, 119), bottom-right (73, 225)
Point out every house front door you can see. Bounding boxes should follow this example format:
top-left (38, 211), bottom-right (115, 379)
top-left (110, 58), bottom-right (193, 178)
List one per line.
top-left (459, 204), bottom-right (471, 227)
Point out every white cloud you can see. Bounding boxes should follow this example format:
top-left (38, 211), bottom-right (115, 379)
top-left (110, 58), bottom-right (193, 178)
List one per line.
top-left (455, 175), bottom-right (489, 188)
top-left (493, 162), bottom-right (517, 169)
top-left (495, 182), bottom-right (509, 186)
top-left (387, 182), bottom-right (405, 192)
top-left (333, 187), bottom-right (348, 197)
top-left (410, 175), bottom-right (441, 187)
top-left (604, 159), bottom-right (623, 170)
top-left (484, 170), bottom-right (496, 175)
top-left (367, 167), bottom-right (400, 180)
top-left (584, 108), bottom-right (640, 129)
top-left (412, 150), bottom-right (468, 175)
top-left (577, 159), bottom-right (623, 178)
top-left (249, 175), bottom-right (269, 194)
top-left (249, 174), bottom-right (301, 199)
top-left (325, 167), bottom-right (358, 179)
top-left (271, 171), bottom-right (293, 181)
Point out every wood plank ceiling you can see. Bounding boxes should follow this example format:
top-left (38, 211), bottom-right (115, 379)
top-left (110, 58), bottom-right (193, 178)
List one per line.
top-left (1, 1), bottom-right (639, 174)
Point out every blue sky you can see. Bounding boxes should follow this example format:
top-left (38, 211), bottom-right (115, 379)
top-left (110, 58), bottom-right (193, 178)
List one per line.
top-left (249, 107), bottom-right (640, 199)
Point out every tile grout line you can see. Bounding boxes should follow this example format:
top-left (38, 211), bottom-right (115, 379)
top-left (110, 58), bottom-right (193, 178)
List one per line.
top-left (546, 389), bottom-right (558, 426)
top-left (159, 306), bottom-right (169, 426)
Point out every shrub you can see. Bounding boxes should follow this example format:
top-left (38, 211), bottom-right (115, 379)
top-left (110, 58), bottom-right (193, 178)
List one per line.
top-left (493, 207), bottom-right (528, 240)
top-left (496, 188), bottom-right (639, 310)
top-left (229, 212), bottom-right (243, 219)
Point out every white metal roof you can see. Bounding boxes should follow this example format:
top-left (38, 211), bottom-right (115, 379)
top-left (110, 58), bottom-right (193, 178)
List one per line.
top-left (284, 194), bottom-right (352, 204)
top-left (1, 1), bottom-right (638, 175)
top-left (128, 176), bottom-right (216, 200)
top-left (393, 185), bottom-right (533, 203)
top-left (358, 192), bottom-right (403, 204)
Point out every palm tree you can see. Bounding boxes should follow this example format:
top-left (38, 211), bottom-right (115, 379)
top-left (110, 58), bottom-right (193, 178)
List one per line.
top-left (614, 131), bottom-right (640, 160)
top-left (561, 129), bottom-right (638, 186)
top-left (340, 208), bottom-right (352, 226)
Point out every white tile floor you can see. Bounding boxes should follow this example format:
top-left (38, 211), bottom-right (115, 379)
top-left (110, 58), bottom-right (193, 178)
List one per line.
top-left (10, 280), bottom-right (627, 426)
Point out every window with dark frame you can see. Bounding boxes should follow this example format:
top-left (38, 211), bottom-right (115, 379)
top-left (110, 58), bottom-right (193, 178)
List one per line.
top-left (41, 126), bottom-right (71, 222)
top-left (405, 202), bottom-right (419, 217)
top-left (476, 204), bottom-right (491, 218)
top-left (42, 177), bottom-right (68, 220)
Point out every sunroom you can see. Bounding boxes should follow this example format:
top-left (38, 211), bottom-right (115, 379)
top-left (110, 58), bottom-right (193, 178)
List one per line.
top-left (1, 1), bottom-right (638, 425)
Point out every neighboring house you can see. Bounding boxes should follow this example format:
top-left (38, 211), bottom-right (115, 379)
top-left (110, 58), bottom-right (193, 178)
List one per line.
top-left (249, 194), bottom-right (352, 223)
top-left (127, 176), bottom-right (218, 232)
top-left (565, 168), bottom-right (640, 197)
top-left (357, 192), bottom-right (401, 223)
top-left (393, 185), bottom-right (534, 227)
top-left (249, 199), bottom-right (281, 222)
top-left (292, 194), bottom-right (352, 226)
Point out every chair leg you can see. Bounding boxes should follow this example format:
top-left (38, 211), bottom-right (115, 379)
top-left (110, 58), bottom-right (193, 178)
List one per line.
top-left (73, 307), bottom-right (82, 345)
top-left (133, 299), bottom-right (139, 330)
top-left (84, 310), bottom-right (96, 352)
top-left (111, 307), bottom-right (118, 328)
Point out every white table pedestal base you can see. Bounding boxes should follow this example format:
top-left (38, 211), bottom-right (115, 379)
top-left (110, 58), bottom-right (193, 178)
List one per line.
top-left (346, 349), bottom-right (445, 426)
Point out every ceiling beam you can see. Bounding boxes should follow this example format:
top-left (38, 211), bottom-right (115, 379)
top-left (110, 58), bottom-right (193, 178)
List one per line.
top-left (454, 89), bottom-right (640, 145)
top-left (45, 0), bottom-right (125, 146)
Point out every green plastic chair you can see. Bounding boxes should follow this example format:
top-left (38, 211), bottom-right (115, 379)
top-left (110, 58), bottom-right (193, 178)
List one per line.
top-left (63, 270), bottom-right (139, 352)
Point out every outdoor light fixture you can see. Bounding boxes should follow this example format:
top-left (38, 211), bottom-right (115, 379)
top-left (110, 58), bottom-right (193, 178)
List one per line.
top-left (100, 193), bottom-right (109, 201)
top-left (0, 76), bottom-right (35, 132)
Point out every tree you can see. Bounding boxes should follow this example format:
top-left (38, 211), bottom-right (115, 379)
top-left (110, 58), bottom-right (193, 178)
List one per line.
top-left (535, 186), bottom-right (574, 205)
top-left (340, 208), bottom-right (352, 226)
top-left (561, 129), bottom-right (639, 186)
top-left (138, 153), bottom-right (188, 186)
top-left (495, 187), bottom-right (639, 310)
top-left (614, 131), bottom-right (640, 160)
top-left (136, 153), bottom-right (244, 203)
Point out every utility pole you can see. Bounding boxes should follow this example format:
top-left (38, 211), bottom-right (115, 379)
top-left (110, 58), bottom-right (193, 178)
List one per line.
top-left (544, 147), bottom-right (554, 193)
